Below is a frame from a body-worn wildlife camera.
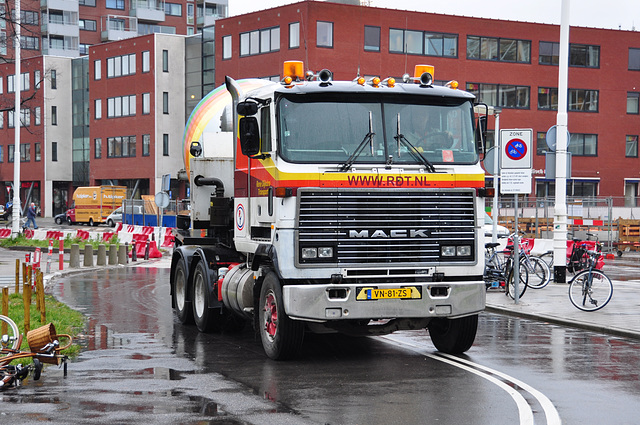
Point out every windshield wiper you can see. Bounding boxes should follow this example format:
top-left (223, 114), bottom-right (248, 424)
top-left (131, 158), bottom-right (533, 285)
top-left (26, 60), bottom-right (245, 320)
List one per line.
top-left (393, 113), bottom-right (436, 173)
top-left (340, 111), bottom-right (375, 172)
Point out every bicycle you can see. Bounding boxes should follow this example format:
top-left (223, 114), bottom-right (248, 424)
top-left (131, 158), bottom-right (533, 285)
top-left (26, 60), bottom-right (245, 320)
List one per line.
top-left (568, 248), bottom-right (613, 311)
top-left (540, 232), bottom-right (604, 277)
top-left (484, 237), bottom-right (528, 300)
top-left (504, 232), bottom-right (551, 290)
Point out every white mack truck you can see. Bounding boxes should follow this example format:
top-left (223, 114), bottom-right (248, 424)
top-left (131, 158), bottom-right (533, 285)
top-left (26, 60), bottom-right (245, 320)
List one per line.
top-left (171, 62), bottom-right (491, 360)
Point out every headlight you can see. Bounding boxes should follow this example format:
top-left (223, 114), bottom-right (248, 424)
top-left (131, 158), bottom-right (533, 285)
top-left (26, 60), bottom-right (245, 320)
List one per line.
top-left (318, 247), bottom-right (333, 258)
top-left (301, 248), bottom-right (317, 259)
top-left (457, 246), bottom-right (471, 256)
top-left (441, 246), bottom-right (456, 257)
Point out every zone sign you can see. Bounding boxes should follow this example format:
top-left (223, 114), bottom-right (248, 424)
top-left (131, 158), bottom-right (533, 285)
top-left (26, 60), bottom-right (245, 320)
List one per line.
top-left (500, 129), bottom-right (532, 169)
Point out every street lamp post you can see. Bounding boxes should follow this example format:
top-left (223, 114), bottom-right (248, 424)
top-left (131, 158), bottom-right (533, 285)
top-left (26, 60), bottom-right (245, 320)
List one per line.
top-left (12, 0), bottom-right (22, 235)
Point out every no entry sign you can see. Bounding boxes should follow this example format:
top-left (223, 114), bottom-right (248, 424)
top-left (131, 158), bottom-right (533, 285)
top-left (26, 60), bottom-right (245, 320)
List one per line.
top-left (501, 129), bottom-right (532, 169)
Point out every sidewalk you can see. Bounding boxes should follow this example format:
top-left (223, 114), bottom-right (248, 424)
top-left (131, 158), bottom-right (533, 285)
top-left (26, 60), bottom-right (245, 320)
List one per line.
top-left (486, 269), bottom-right (640, 341)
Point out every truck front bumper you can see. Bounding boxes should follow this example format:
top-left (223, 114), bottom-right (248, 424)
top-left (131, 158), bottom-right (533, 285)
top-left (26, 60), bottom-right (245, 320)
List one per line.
top-left (282, 281), bottom-right (485, 322)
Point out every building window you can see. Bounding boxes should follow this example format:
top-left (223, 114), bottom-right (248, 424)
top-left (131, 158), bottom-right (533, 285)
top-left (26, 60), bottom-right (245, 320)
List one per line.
top-left (364, 26), bottom-right (380, 52)
top-left (467, 36), bottom-right (530, 63)
top-left (107, 95), bottom-right (136, 118)
top-left (289, 22), bottom-right (300, 49)
top-left (21, 10), bottom-right (39, 25)
top-left (52, 142), bottom-right (57, 162)
top-left (0, 76), bottom-right (2, 94)
top-left (94, 99), bottom-right (102, 119)
top-left (106, 54), bottom-right (136, 78)
top-left (466, 82), bottom-right (530, 109)
top-left (163, 92), bottom-right (169, 114)
top-left (51, 69), bottom-right (57, 89)
top-left (142, 51), bottom-right (150, 72)
top-left (538, 87), bottom-right (558, 110)
top-left (628, 92), bottom-right (640, 114)
top-left (107, 136), bottom-right (136, 158)
top-left (8, 145), bottom-right (14, 163)
top-left (79, 19), bottom-right (96, 31)
top-left (240, 27), bottom-right (280, 56)
top-left (541, 41), bottom-right (600, 67)
top-left (94, 59), bottom-right (101, 80)
top-left (569, 133), bottom-right (597, 156)
top-left (52, 106), bottom-right (57, 125)
top-left (34, 70), bottom-right (41, 89)
top-left (80, 0), bottom-right (96, 5)
top-left (20, 144), bottom-right (30, 162)
top-left (0, 145), bottom-right (3, 163)
top-left (630, 48), bottom-right (640, 70)
top-left (143, 134), bottom-right (150, 156)
top-left (95, 138), bottom-right (102, 158)
top-left (21, 36), bottom-right (39, 50)
top-left (425, 32), bottom-right (458, 57)
top-left (34, 107), bottom-right (40, 126)
top-left (390, 28), bottom-right (457, 57)
top-left (106, 0), bottom-right (125, 10)
top-left (222, 35), bottom-right (232, 59)
top-left (162, 50), bottom-right (169, 72)
top-left (142, 93), bottom-right (150, 114)
top-left (317, 21), bottom-right (333, 48)
top-left (0, 111), bottom-right (3, 129)
top-left (568, 89), bottom-right (598, 112)
top-left (626, 135), bottom-right (639, 157)
top-left (165, 3), bottom-right (182, 16)
top-left (163, 134), bottom-right (169, 156)
top-left (35, 143), bottom-right (41, 161)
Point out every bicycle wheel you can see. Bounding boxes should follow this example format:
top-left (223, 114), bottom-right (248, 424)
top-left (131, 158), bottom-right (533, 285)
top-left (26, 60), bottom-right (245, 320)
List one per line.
top-left (568, 270), bottom-right (613, 312)
top-left (539, 251), bottom-right (554, 268)
top-left (506, 263), bottom-right (528, 300)
top-left (0, 315), bottom-right (21, 354)
top-left (522, 256), bottom-right (551, 289)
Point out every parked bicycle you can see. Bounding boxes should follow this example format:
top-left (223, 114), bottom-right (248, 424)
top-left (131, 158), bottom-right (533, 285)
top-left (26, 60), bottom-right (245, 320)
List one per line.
top-left (568, 247), bottom-right (613, 311)
top-left (539, 232), bottom-right (604, 276)
top-left (484, 237), bottom-right (528, 300)
top-left (504, 232), bottom-right (551, 290)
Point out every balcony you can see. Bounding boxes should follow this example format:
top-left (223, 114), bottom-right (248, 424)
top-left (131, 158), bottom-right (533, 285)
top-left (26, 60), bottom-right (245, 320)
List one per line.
top-left (41, 12), bottom-right (80, 37)
top-left (130, 0), bottom-right (165, 23)
top-left (42, 35), bottom-right (79, 57)
top-left (41, 0), bottom-right (79, 12)
top-left (101, 15), bottom-right (138, 42)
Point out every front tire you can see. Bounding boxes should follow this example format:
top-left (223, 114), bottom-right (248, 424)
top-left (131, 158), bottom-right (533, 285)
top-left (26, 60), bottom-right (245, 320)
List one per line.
top-left (428, 315), bottom-right (478, 354)
top-left (569, 270), bottom-right (613, 311)
top-left (258, 272), bottom-right (304, 360)
top-left (172, 260), bottom-right (193, 324)
top-left (522, 256), bottom-right (551, 289)
top-left (506, 263), bottom-right (528, 299)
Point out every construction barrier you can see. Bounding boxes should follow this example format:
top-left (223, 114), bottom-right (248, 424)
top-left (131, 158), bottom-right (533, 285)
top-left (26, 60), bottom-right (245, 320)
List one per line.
top-left (0, 228), bottom-right (11, 238)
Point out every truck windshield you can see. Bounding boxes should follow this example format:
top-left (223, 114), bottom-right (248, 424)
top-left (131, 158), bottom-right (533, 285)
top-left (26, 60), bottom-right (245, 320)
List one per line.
top-left (277, 93), bottom-right (478, 165)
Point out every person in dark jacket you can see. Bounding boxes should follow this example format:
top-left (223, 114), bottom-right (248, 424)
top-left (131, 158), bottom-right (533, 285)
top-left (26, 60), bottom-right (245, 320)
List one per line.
top-left (25, 202), bottom-right (38, 229)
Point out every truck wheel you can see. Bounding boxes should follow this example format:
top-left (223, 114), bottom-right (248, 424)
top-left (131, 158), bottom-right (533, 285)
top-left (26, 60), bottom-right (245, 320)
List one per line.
top-left (258, 272), bottom-right (304, 360)
top-left (67, 217), bottom-right (73, 225)
top-left (172, 260), bottom-right (193, 324)
top-left (192, 260), bottom-right (215, 332)
top-left (428, 314), bottom-right (478, 354)
top-left (89, 218), bottom-right (94, 226)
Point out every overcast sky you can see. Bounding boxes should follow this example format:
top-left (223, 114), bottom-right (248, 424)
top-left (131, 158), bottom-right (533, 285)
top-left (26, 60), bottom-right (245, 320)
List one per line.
top-left (229, 0), bottom-right (640, 31)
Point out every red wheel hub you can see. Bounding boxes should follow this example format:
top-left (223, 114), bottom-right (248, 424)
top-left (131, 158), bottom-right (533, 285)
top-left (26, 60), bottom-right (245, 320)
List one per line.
top-left (263, 292), bottom-right (278, 338)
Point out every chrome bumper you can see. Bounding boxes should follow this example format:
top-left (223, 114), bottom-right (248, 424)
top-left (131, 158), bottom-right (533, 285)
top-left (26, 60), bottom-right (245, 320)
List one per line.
top-left (282, 281), bottom-right (485, 321)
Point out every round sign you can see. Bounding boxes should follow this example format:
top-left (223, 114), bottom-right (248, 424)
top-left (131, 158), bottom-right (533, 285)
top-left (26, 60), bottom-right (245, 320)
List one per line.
top-left (235, 204), bottom-right (245, 231)
top-left (155, 191), bottom-right (170, 208)
top-left (483, 146), bottom-right (499, 176)
top-left (545, 125), bottom-right (571, 152)
top-left (505, 139), bottom-right (527, 161)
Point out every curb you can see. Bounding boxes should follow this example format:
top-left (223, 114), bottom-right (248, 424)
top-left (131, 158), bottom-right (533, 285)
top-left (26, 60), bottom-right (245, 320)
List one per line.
top-left (485, 304), bottom-right (640, 342)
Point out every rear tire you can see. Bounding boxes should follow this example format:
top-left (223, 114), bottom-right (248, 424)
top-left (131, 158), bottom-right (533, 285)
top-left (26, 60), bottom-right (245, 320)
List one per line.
top-left (192, 260), bottom-right (215, 332)
top-left (172, 260), bottom-right (193, 324)
top-left (506, 263), bottom-right (528, 299)
top-left (258, 272), bottom-right (304, 360)
top-left (428, 314), bottom-right (478, 354)
top-left (522, 256), bottom-right (550, 289)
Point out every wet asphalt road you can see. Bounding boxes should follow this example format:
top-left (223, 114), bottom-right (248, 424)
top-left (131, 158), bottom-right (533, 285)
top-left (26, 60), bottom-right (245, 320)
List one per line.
top-left (1, 260), bottom-right (639, 424)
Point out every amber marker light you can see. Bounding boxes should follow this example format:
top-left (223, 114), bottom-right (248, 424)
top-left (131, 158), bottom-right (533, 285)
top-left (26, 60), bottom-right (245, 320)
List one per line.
top-left (357, 76), bottom-right (365, 85)
top-left (275, 187), bottom-right (295, 198)
top-left (446, 80), bottom-right (459, 89)
top-left (372, 76), bottom-right (381, 87)
top-left (386, 77), bottom-right (396, 88)
top-left (284, 76), bottom-right (293, 85)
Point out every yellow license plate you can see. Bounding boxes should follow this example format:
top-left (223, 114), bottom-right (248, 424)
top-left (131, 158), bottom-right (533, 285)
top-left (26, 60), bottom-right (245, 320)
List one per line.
top-left (356, 286), bottom-right (422, 301)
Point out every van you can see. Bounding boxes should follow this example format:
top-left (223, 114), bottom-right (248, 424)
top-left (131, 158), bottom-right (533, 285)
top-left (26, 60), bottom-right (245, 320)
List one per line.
top-left (71, 186), bottom-right (127, 226)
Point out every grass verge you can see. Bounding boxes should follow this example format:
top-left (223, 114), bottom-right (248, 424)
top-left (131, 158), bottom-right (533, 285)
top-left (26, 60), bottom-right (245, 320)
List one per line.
top-left (0, 233), bottom-right (122, 250)
top-left (3, 292), bottom-right (85, 364)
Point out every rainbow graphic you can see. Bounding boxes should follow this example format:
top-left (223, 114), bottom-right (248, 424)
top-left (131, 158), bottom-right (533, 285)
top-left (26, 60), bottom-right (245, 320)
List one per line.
top-left (182, 79), bottom-right (275, 175)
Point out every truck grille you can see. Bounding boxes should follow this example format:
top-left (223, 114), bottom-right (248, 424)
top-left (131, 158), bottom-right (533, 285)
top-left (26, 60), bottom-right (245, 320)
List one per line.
top-left (297, 189), bottom-right (476, 265)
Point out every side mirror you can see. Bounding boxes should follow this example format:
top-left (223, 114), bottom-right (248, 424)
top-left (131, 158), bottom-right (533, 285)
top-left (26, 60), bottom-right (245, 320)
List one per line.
top-left (475, 115), bottom-right (487, 154)
top-left (237, 101), bottom-right (259, 116)
top-left (239, 117), bottom-right (260, 156)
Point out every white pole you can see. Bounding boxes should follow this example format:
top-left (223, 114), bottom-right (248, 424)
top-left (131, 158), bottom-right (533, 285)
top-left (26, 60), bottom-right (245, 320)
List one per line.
top-left (12, 0), bottom-right (22, 235)
top-left (492, 112), bottom-right (500, 244)
top-left (554, 0), bottom-right (570, 283)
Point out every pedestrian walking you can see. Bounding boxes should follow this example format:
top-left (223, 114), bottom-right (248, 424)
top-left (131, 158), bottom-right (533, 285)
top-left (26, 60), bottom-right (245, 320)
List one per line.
top-left (25, 202), bottom-right (38, 229)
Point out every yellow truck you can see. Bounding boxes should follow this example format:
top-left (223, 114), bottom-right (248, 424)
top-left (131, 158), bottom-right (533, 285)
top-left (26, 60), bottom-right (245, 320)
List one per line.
top-left (71, 186), bottom-right (127, 226)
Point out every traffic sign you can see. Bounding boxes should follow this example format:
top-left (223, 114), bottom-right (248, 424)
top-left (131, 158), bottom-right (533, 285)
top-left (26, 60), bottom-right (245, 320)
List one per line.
top-left (501, 129), bottom-right (532, 169)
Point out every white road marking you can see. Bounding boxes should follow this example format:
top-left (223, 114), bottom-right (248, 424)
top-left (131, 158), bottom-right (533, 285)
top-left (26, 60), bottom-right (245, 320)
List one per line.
top-left (379, 334), bottom-right (562, 425)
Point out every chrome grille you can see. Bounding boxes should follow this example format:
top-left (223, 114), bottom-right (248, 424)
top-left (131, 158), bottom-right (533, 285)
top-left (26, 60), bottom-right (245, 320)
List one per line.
top-left (297, 189), bottom-right (476, 264)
